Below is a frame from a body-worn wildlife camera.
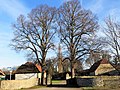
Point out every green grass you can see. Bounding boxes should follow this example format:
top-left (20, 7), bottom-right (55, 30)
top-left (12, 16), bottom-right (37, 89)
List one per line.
top-left (52, 80), bottom-right (66, 84)
top-left (52, 80), bottom-right (62, 83)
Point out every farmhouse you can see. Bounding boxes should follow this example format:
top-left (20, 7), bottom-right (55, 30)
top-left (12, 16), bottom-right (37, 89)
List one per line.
top-left (15, 62), bottom-right (42, 80)
top-left (79, 58), bottom-right (119, 76)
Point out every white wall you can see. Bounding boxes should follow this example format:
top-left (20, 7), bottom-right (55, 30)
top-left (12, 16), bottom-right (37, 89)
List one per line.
top-left (15, 73), bottom-right (38, 80)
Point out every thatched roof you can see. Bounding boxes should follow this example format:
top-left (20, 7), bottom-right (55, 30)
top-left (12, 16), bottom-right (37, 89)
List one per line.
top-left (15, 62), bottom-right (42, 74)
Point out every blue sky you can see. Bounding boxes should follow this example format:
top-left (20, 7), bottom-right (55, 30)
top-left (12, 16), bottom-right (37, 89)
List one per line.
top-left (0, 0), bottom-right (120, 68)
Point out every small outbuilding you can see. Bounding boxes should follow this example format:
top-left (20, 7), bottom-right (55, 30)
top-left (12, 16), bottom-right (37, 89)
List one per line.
top-left (15, 62), bottom-right (42, 80)
top-left (78, 58), bottom-right (119, 76)
top-left (89, 58), bottom-right (119, 75)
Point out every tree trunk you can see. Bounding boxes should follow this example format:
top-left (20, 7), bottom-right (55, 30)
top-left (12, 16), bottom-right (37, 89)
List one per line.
top-left (71, 63), bottom-right (75, 78)
top-left (41, 52), bottom-right (46, 85)
top-left (41, 71), bottom-right (44, 85)
top-left (46, 73), bottom-right (52, 85)
top-left (71, 67), bottom-right (75, 78)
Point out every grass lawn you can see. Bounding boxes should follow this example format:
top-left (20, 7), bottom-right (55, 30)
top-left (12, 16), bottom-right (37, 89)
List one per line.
top-left (52, 80), bottom-right (64, 83)
top-left (52, 80), bottom-right (66, 84)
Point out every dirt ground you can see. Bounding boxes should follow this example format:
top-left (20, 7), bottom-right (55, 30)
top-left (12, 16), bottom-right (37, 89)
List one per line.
top-left (30, 88), bottom-right (82, 90)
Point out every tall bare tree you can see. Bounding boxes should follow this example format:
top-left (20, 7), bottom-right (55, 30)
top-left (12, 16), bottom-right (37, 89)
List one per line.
top-left (11, 5), bottom-right (57, 85)
top-left (58, 0), bottom-right (98, 78)
top-left (85, 50), bottom-right (101, 67)
top-left (104, 17), bottom-right (120, 64)
top-left (85, 37), bottom-right (107, 67)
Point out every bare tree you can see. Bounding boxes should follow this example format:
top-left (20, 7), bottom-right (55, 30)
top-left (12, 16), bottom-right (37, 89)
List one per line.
top-left (85, 37), bottom-right (107, 67)
top-left (11, 5), bottom-right (57, 85)
top-left (85, 50), bottom-right (101, 67)
top-left (58, 0), bottom-right (98, 78)
top-left (104, 16), bottom-right (120, 64)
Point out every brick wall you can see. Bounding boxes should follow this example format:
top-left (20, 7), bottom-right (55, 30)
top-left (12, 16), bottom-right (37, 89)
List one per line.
top-left (0, 78), bottom-right (38, 89)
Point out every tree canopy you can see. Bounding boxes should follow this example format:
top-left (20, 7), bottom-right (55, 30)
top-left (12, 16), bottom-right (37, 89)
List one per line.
top-left (57, 0), bottom-right (99, 77)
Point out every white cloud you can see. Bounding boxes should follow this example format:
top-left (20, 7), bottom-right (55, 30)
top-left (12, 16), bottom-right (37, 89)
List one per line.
top-left (63, 0), bottom-right (71, 2)
top-left (0, 0), bottom-right (29, 68)
top-left (107, 8), bottom-right (120, 20)
top-left (60, 0), bottom-right (69, 5)
top-left (0, 0), bottom-right (29, 19)
top-left (89, 0), bottom-right (104, 14)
